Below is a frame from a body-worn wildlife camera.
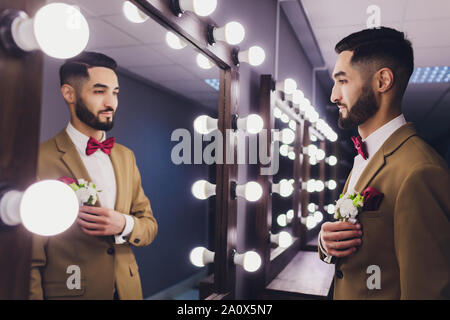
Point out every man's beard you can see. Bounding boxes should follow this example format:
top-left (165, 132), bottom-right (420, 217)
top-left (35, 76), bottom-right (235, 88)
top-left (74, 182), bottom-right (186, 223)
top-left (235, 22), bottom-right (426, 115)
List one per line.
top-left (338, 83), bottom-right (379, 130)
top-left (75, 97), bottom-right (114, 132)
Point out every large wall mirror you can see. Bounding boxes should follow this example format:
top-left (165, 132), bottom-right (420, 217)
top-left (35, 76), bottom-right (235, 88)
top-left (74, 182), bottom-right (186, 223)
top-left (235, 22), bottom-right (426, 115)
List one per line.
top-left (38, 0), bottom-right (222, 299)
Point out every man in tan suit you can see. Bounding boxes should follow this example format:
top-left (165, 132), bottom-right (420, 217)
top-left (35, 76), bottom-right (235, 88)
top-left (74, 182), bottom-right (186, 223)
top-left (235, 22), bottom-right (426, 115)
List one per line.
top-left (29, 52), bottom-right (158, 299)
top-left (318, 27), bottom-right (450, 299)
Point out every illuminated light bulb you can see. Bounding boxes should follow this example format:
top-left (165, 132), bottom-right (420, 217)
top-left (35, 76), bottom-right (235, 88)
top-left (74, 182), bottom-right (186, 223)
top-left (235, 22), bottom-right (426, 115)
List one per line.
top-left (166, 31), bottom-right (187, 49)
top-left (304, 179), bottom-right (316, 193)
top-left (233, 250), bottom-right (261, 272)
top-left (299, 98), bottom-right (310, 113)
top-left (236, 114), bottom-right (264, 134)
top-left (288, 152), bottom-right (296, 160)
top-left (237, 46), bottom-right (266, 66)
top-left (325, 204), bottom-right (335, 215)
top-left (326, 179), bottom-right (337, 190)
top-left (316, 119), bottom-right (326, 132)
top-left (315, 149), bottom-right (326, 161)
top-left (235, 181), bottom-right (263, 202)
top-left (20, 180), bottom-right (79, 236)
top-left (289, 120), bottom-right (297, 131)
top-left (292, 90), bottom-right (304, 105)
top-left (286, 209), bottom-right (294, 221)
top-left (329, 132), bottom-right (338, 142)
top-left (1, 3), bottom-right (90, 59)
top-left (326, 155), bottom-right (338, 166)
top-left (189, 247), bottom-right (215, 267)
top-left (272, 179), bottom-right (294, 197)
top-left (308, 203), bottom-right (318, 213)
top-left (276, 78), bottom-right (297, 95)
top-left (277, 214), bottom-right (287, 227)
top-left (306, 215), bottom-right (317, 230)
top-left (315, 180), bottom-right (325, 192)
top-left (176, 0), bottom-right (218, 16)
top-left (280, 113), bottom-right (289, 123)
top-left (271, 231), bottom-right (293, 248)
top-left (193, 115), bottom-right (218, 134)
top-left (274, 128), bottom-right (295, 145)
top-left (123, 1), bottom-right (149, 23)
top-left (191, 180), bottom-right (216, 200)
top-left (273, 107), bottom-right (282, 119)
top-left (304, 144), bottom-right (318, 157)
top-left (309, 110), bottom-right (319, 123)
top-left (310, 134), bottom-right (317, 142)
top-left (213, 21), bottom-right (245, 45)
top-left (313, 211), bottom-right (323, 223)
top-left (196, 53), bottom-right (214, 69)
top-left (309, 156), bottom-right (318, 166)
top-left (279, 144), bottom-right (291, 157)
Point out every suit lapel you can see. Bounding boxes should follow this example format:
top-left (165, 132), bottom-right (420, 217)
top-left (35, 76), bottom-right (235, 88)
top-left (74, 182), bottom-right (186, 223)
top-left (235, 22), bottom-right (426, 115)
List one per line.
top-left (109, 146), bottom-right (125, 212)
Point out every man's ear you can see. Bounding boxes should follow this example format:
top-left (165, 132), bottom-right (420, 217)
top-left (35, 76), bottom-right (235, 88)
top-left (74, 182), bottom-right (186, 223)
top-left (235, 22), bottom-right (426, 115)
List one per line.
top-left (376, 68), bottom-right (394, 93)
top-left (61, 84), bottom-right (77, 104)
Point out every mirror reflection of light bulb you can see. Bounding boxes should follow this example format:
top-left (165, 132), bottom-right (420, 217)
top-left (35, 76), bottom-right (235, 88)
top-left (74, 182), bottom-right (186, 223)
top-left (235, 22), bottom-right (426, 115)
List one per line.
top-left (280, 113), bottom-right (289, 124)
top-left (277, 214), bottom-right (287, 227)
top-left (238, 46), bottom-right (266, 66)
top-left (306, 179), bottom-right (316, 193)
top-left (123, 1), bottom-right (149, 23)
top-left (326, 180), bottom-right (337, 190)
top-left (286, 209), bottom-right (294, 220)
top-left (166, 31), bottom-right (187, 49)
top-left (326, 155), bottom-right (338, 166)
top-left (306, 215), bottom-right (317, 230)
top-left (235, 181), bottom-right (263, 202)
top-left (313, 211), bottom-right (323, 223)
top-left (189, 247), bottom-right (215, 267)
top-left (276, 78), bottom-right (297, 95)
top-left (280, 128), bottom-right (295, 145)
top-left (288, 152), bottom-right (296, 160)
top-left (196, 53), bottom-right (214, 69)
top-left (20, 180), bottom-right (79, 236)
top-left (271, 231), bottom-right (293, 248)
top-left (289, 120), bottom-right (297, 131)
top-left (234, 251), bottom-right (261, 272)
top-left (305, 144), bottom-right (318, 157)
top-left (214, 21), bottom-right (245, 45)
top-left (272, 179), bottom-right (294, 197)
top-left (315, 180), bottom-right (325, 192)
top-left (280, 144), bottom-right (289, 157)
top-left (325, 204), bottom-right (335, 215)
top-left (192, 180), bottom-right (216, 200)
top-left (315, 149), bottom-right (326, 161)
top-left (193, 115), bottom-right (218, 134)
top-left (273, 107), bottom-right (282, 119)
top-left (237, 114), bottom-right (264, 134)
top-left (308, 203), bottom-right (317, 213)
top-left (309, 156), bottom-right (317, 165)
top-left (292, 90), bottom-right (304, 105)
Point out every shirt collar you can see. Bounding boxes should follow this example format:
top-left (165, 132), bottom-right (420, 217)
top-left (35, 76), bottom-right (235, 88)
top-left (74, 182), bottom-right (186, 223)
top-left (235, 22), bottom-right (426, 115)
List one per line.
top-left (360, 114), bottom-right (407, 160)
top-left (66, 122), bottom-right (106, 153)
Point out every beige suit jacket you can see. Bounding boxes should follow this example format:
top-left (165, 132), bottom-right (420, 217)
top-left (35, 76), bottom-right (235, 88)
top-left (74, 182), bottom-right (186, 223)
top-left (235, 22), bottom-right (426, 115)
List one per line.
top-left (29, 129), bottom-right (158, 300)
top-left (319, 123), bottom-right (450, 299)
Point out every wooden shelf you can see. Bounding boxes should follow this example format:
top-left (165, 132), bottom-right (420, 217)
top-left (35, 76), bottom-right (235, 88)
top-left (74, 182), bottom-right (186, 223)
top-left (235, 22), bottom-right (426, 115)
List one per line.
top-left (264, 251), bottom-right (335, 299)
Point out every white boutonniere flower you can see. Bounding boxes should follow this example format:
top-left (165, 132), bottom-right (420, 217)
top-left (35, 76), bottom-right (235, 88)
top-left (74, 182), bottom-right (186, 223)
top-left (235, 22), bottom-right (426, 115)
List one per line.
top-left (334, 189), bottom-right (364, 224)
top-left (58, 177), bottom-right (102, 206)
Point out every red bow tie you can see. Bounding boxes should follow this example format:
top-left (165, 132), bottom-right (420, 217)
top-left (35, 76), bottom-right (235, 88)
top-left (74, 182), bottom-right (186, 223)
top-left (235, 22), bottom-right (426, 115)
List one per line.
top-left (86, 137), bottom-right (115, 156)
top-left (351, 136), bottom-right (368, 160)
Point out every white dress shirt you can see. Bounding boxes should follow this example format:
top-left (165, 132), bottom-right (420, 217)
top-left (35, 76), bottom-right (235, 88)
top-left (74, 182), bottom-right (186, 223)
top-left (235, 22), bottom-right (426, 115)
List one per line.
top-left (320, 114), bottom-right (407, 263)
top-left (0, 123), bottom-right (134, 244)
top-left (66, 122), bottom-right (134, 244)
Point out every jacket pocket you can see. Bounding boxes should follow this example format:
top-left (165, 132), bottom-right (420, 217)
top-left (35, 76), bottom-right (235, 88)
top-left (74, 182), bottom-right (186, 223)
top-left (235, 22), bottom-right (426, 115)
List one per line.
top-left (129, 261), bottom-right (139, 277)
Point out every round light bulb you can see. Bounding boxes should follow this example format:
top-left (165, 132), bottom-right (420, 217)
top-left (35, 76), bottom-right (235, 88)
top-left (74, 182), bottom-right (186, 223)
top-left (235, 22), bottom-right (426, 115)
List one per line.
top-left (242, 251), bottom-right (261, 272)
top-left (310, 134), bottom-right (318, 142)
top-left (193, 115), bottom-right (218, 134)
top-left (315, 180), bottom-right (325, 192)
top-left (190, 0), bottom-right (217, 16)
top-left (166, 31), bottom-right (187, 49)
top-left (280, 113), bottom-right (289, 124)
top-left (306, 179), bottom-right (316, 193)
top-left (309, 156), bottom-right (318, 166)
top-left (196, 53), bottom-right (214, 69)
top-left (306, 144), bottom-right (318, 157)
top-left (280, 144), bottom-right (289, 157)
top-left (313, 211), bottom-right (323, 223)
top-left (292, 90), bottom-right (304, 105)
top-left (20, 180), bottom-right (79, 236)
top-left (308, 203), bottom-right (317, 213)
top-left (248, 46), bottom-right (266, 66)
top-left (316, 149), bottom-right (326, 161)
top-left (283, 78), bottom-right (297, 95)
top-left (189, 246), bottom-right (214, 267)
top-left (327, 155), bottom-right (338, 166)
top-left (277, 214), bottom-right (287, 227)
top-left (286, 209), bottom-right (294, 220)
top-left (326, 204), bottom-right (335, 215)
top-left (327, 180), bottom-right (337, 190)
top-left (278, 231), bottom-right (293, 248)
top-left (245, 114), bottom-right (264, 134)
top-left (217, 21), bottom-right (245, 45)
top-left (273, 107), bottom-right (282, 119)
top-left (306, 215), bottom-right (317, 230)
top-left (280, 128), bottom-right (295, 145)
top-left (32, 3), bottom-right (89, 59)
top-left (123, 1), bottom-right (149, 23)
top-left (191, 180), bottom-right (216, 200)
top-left (288, 120), bottom-right (296, 131)
top-left (288, 152), bottom-right (296, 160)
top-left (243, 181), bottom-right (263, 202)
top-left (279, 179), bottom-right (294, 197)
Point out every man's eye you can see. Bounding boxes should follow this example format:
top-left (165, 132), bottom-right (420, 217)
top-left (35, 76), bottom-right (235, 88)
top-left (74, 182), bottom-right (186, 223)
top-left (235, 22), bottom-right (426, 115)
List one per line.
top-left (113, 92), bottom-right (119, 95)
top-left (94, 90), bottom-right (104, 94)
top-left (339, 80), bottom-right (347, 84)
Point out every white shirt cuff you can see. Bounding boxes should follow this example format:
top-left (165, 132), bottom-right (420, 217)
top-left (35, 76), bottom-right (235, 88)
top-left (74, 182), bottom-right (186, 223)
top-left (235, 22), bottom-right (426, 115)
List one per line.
top-left (0, 190), bottom-right (23, 226)
top-left (318, 231), bottom-right (334, 264)
top-left (114, 214), bottom-right (135, 244)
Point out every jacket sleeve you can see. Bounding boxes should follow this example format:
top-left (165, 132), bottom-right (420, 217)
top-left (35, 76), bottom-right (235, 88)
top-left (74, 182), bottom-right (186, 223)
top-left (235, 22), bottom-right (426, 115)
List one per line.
top-left (394, 164), bottom-right (450, 299)
top-left (127, 152), bottom-right (158, 247)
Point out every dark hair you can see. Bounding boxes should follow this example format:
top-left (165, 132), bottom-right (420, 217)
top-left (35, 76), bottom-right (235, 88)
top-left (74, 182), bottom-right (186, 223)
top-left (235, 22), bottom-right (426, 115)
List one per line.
top-left (335, 27), bottom-right (414, 94)
top-left (59, 51), bottom-right (117, 87)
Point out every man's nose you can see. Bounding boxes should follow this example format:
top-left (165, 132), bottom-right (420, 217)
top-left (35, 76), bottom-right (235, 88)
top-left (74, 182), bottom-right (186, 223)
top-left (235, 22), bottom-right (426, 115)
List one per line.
top-left (330, 85), bottom-right (341, 105)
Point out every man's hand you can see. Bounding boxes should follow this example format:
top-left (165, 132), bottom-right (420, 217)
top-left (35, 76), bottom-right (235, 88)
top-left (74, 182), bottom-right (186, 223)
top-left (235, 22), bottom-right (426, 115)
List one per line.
top-left (320, 221), bottom-right (362, 258)
top-left (77, 206), bottom-right (126, 236)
